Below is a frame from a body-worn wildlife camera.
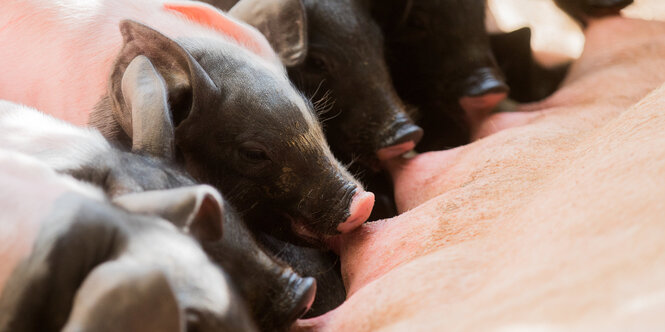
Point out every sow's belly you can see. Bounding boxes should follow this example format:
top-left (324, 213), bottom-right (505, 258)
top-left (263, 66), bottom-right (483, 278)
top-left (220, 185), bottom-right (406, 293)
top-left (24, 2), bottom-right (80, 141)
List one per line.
top-left (296, 17), bottom-right (665, 332)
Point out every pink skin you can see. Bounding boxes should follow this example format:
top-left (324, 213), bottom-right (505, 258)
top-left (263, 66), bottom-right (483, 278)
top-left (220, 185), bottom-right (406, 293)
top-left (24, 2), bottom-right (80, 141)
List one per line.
top-left (293, 17), bottom-right (665, 331)
top-left (376, 141), bottom-right (416, 161)
top-left (337, 191), bottom-right (375, 234)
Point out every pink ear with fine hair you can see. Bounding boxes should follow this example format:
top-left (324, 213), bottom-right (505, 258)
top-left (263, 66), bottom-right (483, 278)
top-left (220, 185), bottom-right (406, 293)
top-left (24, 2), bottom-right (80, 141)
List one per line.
top-left (163, 2), bottom-right (275, 60)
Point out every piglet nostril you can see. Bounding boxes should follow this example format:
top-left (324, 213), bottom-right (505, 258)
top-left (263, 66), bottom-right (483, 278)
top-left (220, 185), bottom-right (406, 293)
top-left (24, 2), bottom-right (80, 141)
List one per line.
top-left (337, 190), bottom-right (375, 233)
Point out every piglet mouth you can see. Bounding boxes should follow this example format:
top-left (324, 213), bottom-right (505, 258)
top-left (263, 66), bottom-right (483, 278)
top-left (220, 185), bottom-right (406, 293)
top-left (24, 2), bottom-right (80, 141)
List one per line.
top-left (289, 218), bottom-right (325, 245)
top-left (284, 190), bottom-right (374, 250)
top-left (285, 217), bottom-right (349, 254)
top-left (282, 214), bottom-right (337, 249)
top-left (377, 141), bottom-right (417, 161)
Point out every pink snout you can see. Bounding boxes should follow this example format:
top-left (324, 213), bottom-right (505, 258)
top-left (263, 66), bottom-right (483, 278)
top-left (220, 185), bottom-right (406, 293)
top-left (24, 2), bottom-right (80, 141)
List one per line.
top-left (337, 191), bottom-right (375, 233)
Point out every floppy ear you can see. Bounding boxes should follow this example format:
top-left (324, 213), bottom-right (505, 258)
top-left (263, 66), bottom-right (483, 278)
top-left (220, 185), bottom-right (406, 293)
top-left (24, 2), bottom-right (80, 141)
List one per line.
top-left (113, 185), bottom-right (224, 242)
top-left (63, 262), bottom-right (183, 332)
top-left (229, 0), bottom-right (308, 66)
top-left (121, 55), bottom-right (175, 159)
top-left (110, 20), bottom-right (217, 159)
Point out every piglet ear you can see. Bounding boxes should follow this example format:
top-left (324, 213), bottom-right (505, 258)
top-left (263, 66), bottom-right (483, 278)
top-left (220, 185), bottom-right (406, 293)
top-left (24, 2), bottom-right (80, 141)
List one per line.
top-left (229, 0), bottom-right (308, 66)
top-left (63, 262), bottom-right (183, 332)
top-left (113, 185), bottom-right (224, 242)
top-left (121, 55), bottom-right (175, 159)
top-left (110, 20), bottom-right (217, 159)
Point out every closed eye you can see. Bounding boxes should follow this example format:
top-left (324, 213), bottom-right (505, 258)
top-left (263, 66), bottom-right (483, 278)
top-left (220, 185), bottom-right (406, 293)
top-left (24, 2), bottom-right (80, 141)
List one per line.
top-left (240, 148), bottom-right (269, 162)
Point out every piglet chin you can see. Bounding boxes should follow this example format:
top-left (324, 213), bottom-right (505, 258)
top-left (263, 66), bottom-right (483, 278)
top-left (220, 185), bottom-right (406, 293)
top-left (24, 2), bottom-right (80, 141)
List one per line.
top-left (337, 191), bottom-right (375, 234)
top-left (376, 141), bottom-right (416, 161)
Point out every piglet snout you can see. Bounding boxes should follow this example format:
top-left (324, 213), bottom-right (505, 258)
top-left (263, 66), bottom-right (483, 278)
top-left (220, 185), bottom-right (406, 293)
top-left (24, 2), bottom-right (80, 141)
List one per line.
top-left (338, 190), bottom-right (375, 233)
top-left (377, 116), bottom-right (424, 161)
top-left (460, 67), bottom-right (509, 130)
top-left (288, 275), bottom-right (317, 321)
top-left (463, 67), bottom-right (509, 98)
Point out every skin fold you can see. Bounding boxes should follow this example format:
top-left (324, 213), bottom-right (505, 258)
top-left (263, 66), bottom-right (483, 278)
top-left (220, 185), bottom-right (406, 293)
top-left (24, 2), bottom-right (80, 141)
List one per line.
top-left (293, 16), bottom-right (665, 331)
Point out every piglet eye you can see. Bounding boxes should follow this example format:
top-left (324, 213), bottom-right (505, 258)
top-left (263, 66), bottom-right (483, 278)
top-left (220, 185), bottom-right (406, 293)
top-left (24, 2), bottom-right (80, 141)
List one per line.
top-left (241, 148), bottom-right (268, 161)
top-left (239, 143), bottom-right (270, 164)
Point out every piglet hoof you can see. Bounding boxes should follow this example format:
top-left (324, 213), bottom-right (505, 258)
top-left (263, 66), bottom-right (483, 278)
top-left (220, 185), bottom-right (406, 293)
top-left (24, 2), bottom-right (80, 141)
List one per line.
top-left (338, 191), bottom-right (375, 233)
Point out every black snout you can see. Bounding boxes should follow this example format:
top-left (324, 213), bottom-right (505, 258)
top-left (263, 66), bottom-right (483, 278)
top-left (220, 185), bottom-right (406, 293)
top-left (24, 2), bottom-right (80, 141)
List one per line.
top-left (386, 123), bottom-right (424, 148)
top-left (286, 274), bottom-right (317, 322)
top-left (376, 113), bottom-right (424, 161)
top-left (588, 0), bottom-right (633, 14)
top-left (379, 113), bottom-right (424, 149)
top-left (464, 67), bottom-right (509, 97)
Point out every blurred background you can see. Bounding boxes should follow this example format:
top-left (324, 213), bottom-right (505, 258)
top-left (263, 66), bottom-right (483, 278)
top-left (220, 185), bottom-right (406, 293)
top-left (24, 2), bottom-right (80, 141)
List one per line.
top-left (487, 0), bottom-right (665, 64)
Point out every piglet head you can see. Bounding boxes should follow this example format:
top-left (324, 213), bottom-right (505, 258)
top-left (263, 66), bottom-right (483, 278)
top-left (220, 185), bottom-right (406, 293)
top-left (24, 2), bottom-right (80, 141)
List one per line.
top-left (175, 64), bottom-right (375, 241)
top-left (280, 0), bottom-right (423, 168)
top-left (104, 15), bottom-right (373, 244)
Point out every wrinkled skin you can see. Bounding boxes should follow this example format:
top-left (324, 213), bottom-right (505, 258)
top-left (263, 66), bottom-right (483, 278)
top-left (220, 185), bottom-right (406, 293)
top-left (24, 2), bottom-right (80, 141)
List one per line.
top-left (0, 102), bottom-right (314, 331)
top-left (373, 0), bottom-right (508, 151)
top-left (294, 17), bottom-right (665, 331)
